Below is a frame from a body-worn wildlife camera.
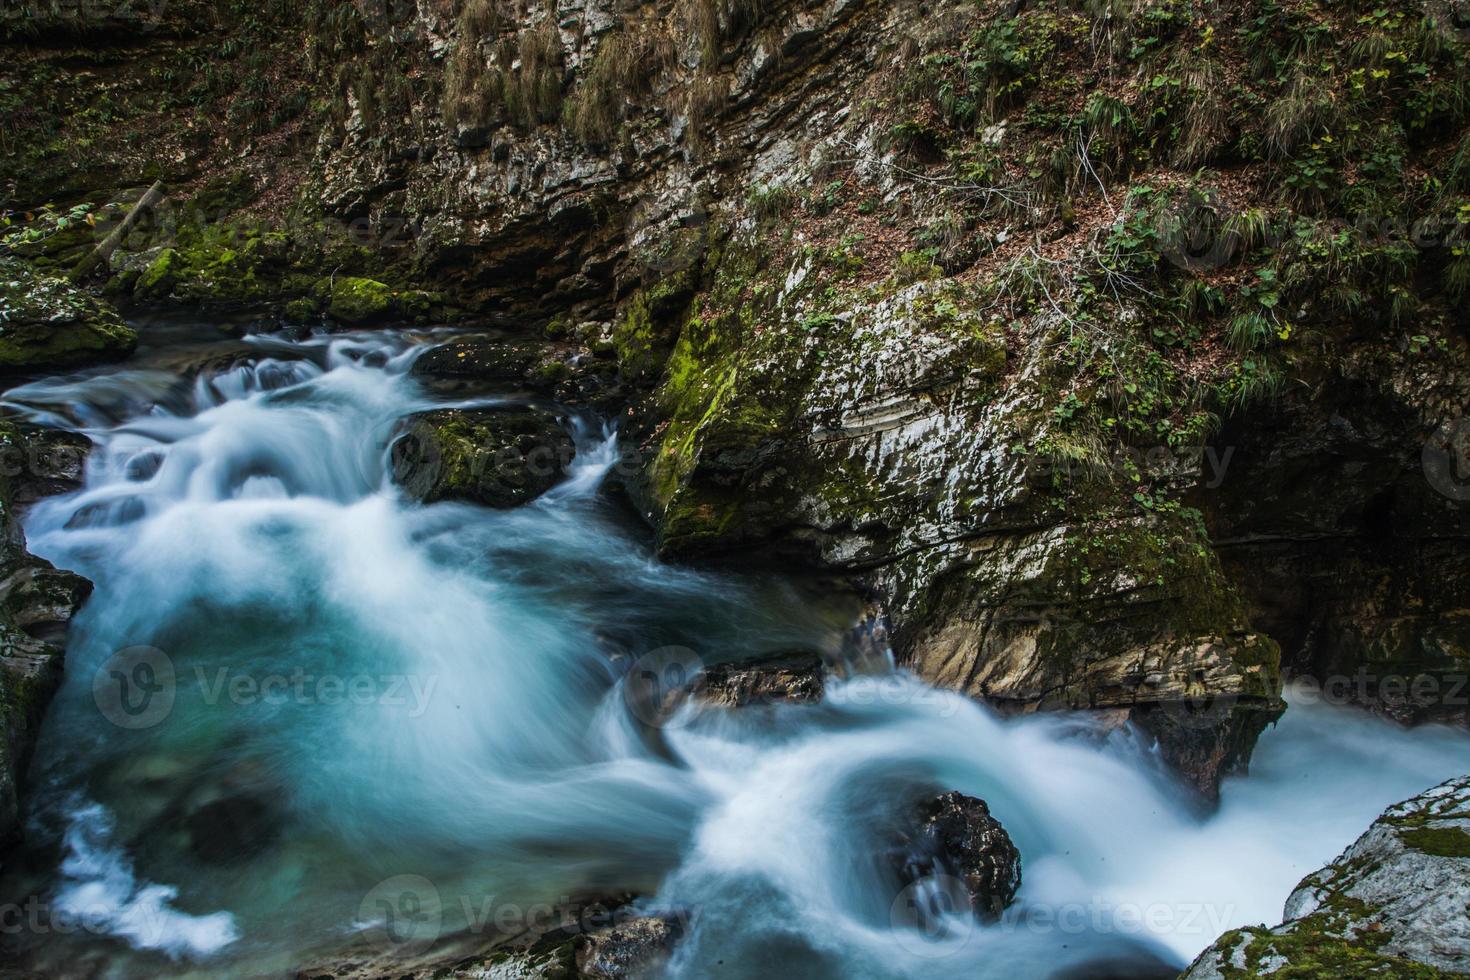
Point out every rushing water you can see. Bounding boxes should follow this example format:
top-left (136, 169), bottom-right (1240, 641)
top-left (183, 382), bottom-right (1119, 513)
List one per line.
top-left (1, 320), bottom-right (1468, 979)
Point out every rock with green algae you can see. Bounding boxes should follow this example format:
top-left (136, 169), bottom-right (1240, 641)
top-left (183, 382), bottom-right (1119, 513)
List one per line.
top-left (1181, 774), bottom-right (1470, 978)
top-left (318, 276), bottom-right (395, 324)
top-left (390, 407), bottom-right (575, 508)
top-left (625, 240), bottom-right (1281, 798)
top-left (0, 259), bottom-right (137, 373)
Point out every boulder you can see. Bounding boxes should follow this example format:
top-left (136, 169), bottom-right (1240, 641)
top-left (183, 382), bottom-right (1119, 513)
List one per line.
top-left (391, 407), bottom-right (575, 508)
top-left (575, 915), bottom-right (681, 979)
top-left (0, 259), bottom-right (137, 375)
top-left (1182, 774), bottom-right (1470, 977)
top-left (895, 791), bottom-right (1022, 923)
top-left (410, 337), bottom-right (553, 394)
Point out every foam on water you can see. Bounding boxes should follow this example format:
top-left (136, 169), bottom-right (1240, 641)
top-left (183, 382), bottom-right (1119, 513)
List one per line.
top-left (1, 324), bottom-right (1466, 978)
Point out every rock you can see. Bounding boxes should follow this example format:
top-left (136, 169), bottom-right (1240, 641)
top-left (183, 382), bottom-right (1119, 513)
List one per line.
top-left (896, 791), bottom-right (1022, 922)
top-left (692, 652), bottom-right (824, 706)
top-left (410, 336), bottom-right (547, 393)
top-left (391, 407), bottom-right (575, 508)
top-left (575, 915), bottom-right (681, 980)
top-left (1182, 774), bottom-right (1470, 978)
top-left (628, 268), bottom-right (1282, 798)
top-left (8, 428), bottom-right (91, 504)
top-left (0, 425), bottom-right (94, 846)
top-left (0, 259), bottom-right (138, 375)
top-left (320, 276), bottom-right (396, 324)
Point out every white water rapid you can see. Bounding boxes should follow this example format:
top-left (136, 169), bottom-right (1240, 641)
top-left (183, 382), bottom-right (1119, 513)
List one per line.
top-left (0, 320), bottom-right (1466, 979)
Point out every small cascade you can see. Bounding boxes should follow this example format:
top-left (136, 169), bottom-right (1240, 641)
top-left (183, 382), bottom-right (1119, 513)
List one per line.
top-left (0, 324), bottom-right (1466, 978)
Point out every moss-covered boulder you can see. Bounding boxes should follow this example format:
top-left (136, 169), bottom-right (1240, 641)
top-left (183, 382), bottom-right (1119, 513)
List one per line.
top-left (0, 259), bottom-right (137, 374)
top-left (390, 407), bottom-right (575, 508)
top-left (319, 276), bottom-right (394, 324)
top-left (1182, 775), bottom-right (1470, 978)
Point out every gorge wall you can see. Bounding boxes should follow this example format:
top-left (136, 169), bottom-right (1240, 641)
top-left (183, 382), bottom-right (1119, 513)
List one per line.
top-left (3, 0), bottom-right (1470, 810)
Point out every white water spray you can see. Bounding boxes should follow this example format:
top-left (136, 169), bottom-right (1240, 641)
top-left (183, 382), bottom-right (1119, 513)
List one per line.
top-left (0, 324), bottom-right (1464, 978)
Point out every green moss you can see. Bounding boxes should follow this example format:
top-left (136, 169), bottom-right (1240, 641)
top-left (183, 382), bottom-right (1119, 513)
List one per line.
top-left (1399, 827), bottom-right (1470, 857)
top-left (0, 259), bottom-right (138, 372)
top-left (134, 247), bottom-right (179, 300)
top-left (282, 297), bottom-right (319, 321)
top-left (318, 276), bottom-right (394, 324)
top-left (1219, 905), bottom-right (1453, 979)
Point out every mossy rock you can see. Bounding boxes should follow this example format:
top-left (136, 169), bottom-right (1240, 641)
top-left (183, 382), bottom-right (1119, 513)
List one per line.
top-left (390, 407), bottom-right (575, 508)
top-left (134, 247), bottom-right (180, 300)
top-left (0, 259), bottom-right (138, 374)
top-left (317, 276), bottom-right (394, 324)
top-left (281, 296), bottom-right (320, 322)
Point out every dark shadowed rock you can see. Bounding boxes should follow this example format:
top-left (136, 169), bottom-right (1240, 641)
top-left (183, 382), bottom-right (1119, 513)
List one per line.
top-left (897, 791), bottom-right (1022, 923)
top-left (8, 428), bottom-right (91, 504)
top-left (391, 407), bottom-right (574, 508)
top-left (0, 424), bottom-right (94, 845)
top-left (410, 337), bottom-right (561, 395)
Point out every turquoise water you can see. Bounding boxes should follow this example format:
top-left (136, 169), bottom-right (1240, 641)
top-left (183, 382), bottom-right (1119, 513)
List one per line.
top-left (1, 323), bottom-right (1466, 979)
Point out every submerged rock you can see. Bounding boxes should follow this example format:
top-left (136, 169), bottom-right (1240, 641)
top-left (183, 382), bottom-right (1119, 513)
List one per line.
top-left (391, 407), bottom-right (574, 508)
top-left (896, 791), bottom-right (1022, 923)
top-left (1183, 774), bottom-right (1470, 978)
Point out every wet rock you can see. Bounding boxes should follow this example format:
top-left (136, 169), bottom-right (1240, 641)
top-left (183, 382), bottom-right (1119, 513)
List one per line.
top-left (0, 425), bottom-right (94, 845)
top-left (410, 337), bottom-right (550, 394)
top-left (0, 259), bottom-right (137, 375)
top-left (391, 407), bottom-right (575, 508)
top-left (575, 915), bottom-right (682, 980)
top-left (896, 791), bottom-right (1022, 922)
top-left (156, 762), bottom-right (283, 866)
top-left (1183, 774), bottom-right (1470, 977)
top-left (693, 652), bottom-right (824, 707)
top-left (7, 428), bottom-right (91, 504)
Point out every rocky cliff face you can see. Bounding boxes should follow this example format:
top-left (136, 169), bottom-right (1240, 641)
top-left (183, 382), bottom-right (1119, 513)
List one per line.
top-left (0, 426), bottom-right (93, 847)
top-left (4, 0), bottom-right (1470, 797)
top-left (1183, 774), bottom-right (1470, 978)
